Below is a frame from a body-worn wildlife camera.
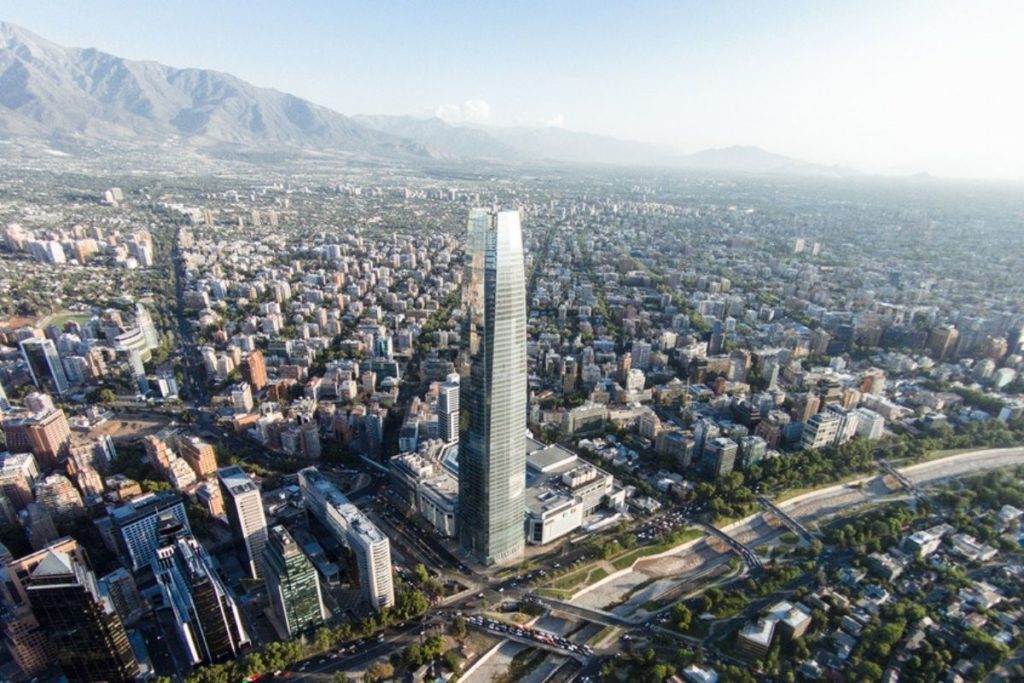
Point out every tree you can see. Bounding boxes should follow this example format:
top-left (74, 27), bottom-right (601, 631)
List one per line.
top-left (403, 644), bottom-right (424, 667)
top-left (671, 603), bottom-right (692, 632)
top-left (98, 388), bottom-right (117, 403)
top-left (315, 626), bottom-right (334, 652)
top-left (442, 650), bottom-right (461, 673)
top-left (451, 616), bottom-right (468, 640)
top-left (365, 660), bottom-right (394, 683)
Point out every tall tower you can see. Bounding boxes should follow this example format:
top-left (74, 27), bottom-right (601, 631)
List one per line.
top-left (458, 208), bottom-right (528, 566)
top-left (217, 466), bottom-right (268, 580)
top-left (264, 525), bottom-right (326, 637)
top-left (437, 379), bottom-right (460, 444)
top-left (19, 338), bottom-right (69, 395)
top-left (152, 515), bottom-right (249, 665)
top-left (26, 549), bottom-right (139, 683)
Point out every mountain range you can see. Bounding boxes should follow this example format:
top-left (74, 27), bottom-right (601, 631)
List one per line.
top-left (0, 21), bottom-right (843, 174)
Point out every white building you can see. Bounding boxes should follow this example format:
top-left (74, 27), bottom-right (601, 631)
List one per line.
top-left (437, 380), bottom-right (459, 444)
top-left (800, 412), bottom-right (841, 450)
top-left (855, 407), bottom-right (885, 440)
top-left (298, 467), bottom-right (394, 610)
top-left (218, 466), bottom-right (268, 580)
top-left (524, 439), bottom-right (625, 546)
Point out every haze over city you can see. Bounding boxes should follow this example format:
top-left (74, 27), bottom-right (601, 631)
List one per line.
top-left (3, 0), bottom-right (1023, 179)
top-left (0, 3), bottom-right (1023, 683)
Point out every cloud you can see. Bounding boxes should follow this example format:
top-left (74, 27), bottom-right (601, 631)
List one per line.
top-left (432, 99), bottom-right (491, 124)
top-left (545, 113), bottom-right (566, 128)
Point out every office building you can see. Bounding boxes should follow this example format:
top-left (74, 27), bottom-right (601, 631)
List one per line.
top-left (855, 407), bottom-right (885, 440)
top-left (99, 567), bottom-right (147, 626)
top-left (22, 502), bottom-right (59, 550)
top-left (218, 466), bottom-right (268, 580)
top-left (27, 549), bottom-right (139, 682)
top-left (458, 208), bottom-right (528, 567)
top-left (264, 525), bottom-right (327, 638)
top-left (437, 380), bottom-right (459, 444)
top-left (801, 412), bottom-right (841, 450)
top-left (0, 537), bottom-right (84, 679)
top-left (110, 491), bottom-right (190, 570)
top-left (703, 437), bottom-right (739, 479)
top-left (19, 338), bottom-right (69, 395)
top-left (152, 516), bottom-right (249, 665)
top-left (299, 467), bottom-right (394, 610)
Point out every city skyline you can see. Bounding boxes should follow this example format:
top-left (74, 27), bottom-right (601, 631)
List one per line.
top-left (1, 1), bottom-right (1022, 179)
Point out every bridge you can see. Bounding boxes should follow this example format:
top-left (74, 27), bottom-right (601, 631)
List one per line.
top-left (880, 460), bottom-right (923, 498)
top-left (529, 595), bottom-right (635, 627)
top-left (693, 521), bottom-right (763, 571)
top-left (467, 621), bottom-right (589, 662)
top-left (757, 495), bottom-right (817, 543)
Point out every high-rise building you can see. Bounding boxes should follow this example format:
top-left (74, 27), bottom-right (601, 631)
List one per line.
top-left (135, 303), bottom-right (160, 350)
top-left (703, 437), bottom-right (739, 479)
top-left (2, 406), bottom-right (72, 469)
top-left (801, 412), bottom-right (841, 450)
top-left (437, 380), bottom-right (459, 444)
top-left (241, 350), bottom-right (268, 391)
top-left (152, 515), bottom-right (249, 665)
top-left (176, 434), bottom-right (218, 478)
top-left (109, 491), bottom-right (190, 570)
top-left (264, 525), bottom-right (326, 637)
top-left (218, 466), bottom-right (268, 580)
top-left (0, 451), bottom-right (40, 510)
top-left (458, 208), bottom-right (528, 567)
top-left (99, 567), bottom-right (147, 626)
top-left (0, 537), bottom-right (84, 679)
top-left (34, 472), bottom-right (85, 524)
top-left (26, 548), bottom-right (139, 683)
top-left (22, 502), bottom-right (59, 550)
top-left (19, 338), bottom-right (69, 395)
top-left (298, 467), bottom-right (394, 610)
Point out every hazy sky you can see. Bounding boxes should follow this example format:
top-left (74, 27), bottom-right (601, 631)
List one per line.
top-left (4, 1), bottom-right (1023, 179)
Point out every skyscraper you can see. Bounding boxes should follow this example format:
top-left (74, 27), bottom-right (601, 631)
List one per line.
top-left (19, 338), bottom-right (69, 395)
top-left (264, 525), bottom-right (326, 637)
top-left (152, 515), bottom-right (249, 665)
top-left (458, 208), bottom-right (528, 566)
top-left (110, 491), bottom-right (190, 571)
top-left (0, 537), bottom-right (84, 679)
top-left (26, 549), bottom-right (139, 683)
top-left (437, 379), bottom-right (459, 444)
top-left (218, 466), bottom-right (268, 580)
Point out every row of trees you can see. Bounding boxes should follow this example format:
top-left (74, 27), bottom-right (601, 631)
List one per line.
top-left (185, 586), bottom-right (430, 683)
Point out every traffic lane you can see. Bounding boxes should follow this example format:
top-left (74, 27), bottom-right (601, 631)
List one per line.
top-left (287, 619), bottom-right (440, 681)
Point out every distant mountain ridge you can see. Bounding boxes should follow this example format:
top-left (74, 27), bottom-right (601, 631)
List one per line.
top-left (0, 21), bottom-right (844, 174)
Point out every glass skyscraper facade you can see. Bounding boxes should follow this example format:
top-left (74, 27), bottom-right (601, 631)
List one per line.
top-left (19, 338), bottom-right (68, 395)
top-left (264, 525), bottom-right (326, 637)
top-left (26, 549), bottom-right (139, 683)
top-left (458, 208), bottom-right (528, 566)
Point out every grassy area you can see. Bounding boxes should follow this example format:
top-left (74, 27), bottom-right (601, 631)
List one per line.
top-left (534, 587), bottom-right (573, 600)
top-left (44, 311), bottom-right (94, 329)
top-left (610, 528), bottom-right (704, 570)
top-left (550, 565), bottom-right (609, 591)
top-left (589, 625), bottom-right (617, 646)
